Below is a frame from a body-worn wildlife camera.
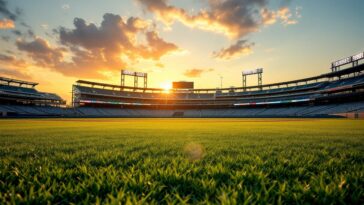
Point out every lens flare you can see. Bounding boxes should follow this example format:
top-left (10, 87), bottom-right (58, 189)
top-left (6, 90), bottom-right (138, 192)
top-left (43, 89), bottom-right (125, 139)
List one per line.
top-left (160, 82), bottom-right (172, 93)
top-left (184, 142), bottom-right (205, 161)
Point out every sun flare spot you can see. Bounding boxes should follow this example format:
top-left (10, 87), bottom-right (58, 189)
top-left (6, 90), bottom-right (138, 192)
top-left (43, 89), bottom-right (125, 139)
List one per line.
top-left (184, 142), bottom-right (205, 162)
top-left (160, 82), bottom-right (172, 93)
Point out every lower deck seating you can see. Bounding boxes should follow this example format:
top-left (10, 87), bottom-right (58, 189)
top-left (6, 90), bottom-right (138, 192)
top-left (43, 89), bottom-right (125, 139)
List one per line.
top-left (0, 105), bottom-right (75, 116)
top-left (72, 101), bottom-right (364, 117)
top-left (1, 101), bottom-right (364, 117)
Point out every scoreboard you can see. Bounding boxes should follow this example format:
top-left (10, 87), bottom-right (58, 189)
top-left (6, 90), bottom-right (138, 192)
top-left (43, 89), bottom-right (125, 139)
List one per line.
top-left (173, 81), bottom-right (194, 89)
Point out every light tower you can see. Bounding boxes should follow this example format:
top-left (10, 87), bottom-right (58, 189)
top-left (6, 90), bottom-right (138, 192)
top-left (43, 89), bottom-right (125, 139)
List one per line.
top-left (121, 70), bottom-right (148, 91)
top-left (242, 68), bottom-right (264, 91)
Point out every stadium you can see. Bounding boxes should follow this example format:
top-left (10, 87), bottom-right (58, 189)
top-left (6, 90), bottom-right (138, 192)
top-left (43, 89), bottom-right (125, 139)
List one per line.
top-left (1, 52), bottom-right (364, 118)
top-left (1, 51), bottom-right (364, 203)
top-left (1, 1), bottom-right (364, 204)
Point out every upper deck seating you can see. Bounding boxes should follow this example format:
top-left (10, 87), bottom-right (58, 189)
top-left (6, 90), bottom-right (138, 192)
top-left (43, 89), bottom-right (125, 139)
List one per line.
top-left (0, 85), bottom-right (38, 94)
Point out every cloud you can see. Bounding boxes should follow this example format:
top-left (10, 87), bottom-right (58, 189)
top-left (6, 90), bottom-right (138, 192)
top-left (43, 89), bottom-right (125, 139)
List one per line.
top-left (184, 68), bottom-right (214, 78)
top-left (13, 13), bottom-right (179, 79)
top-left (14, 38), bottom-right (104, 78)
top-left (0, 67), bottom-right (30, 79)
top-left (277, 7), bottom-right (297, 25)
top-left (136, 0), bottom-right (299, 39)
top-left (59, 14), bottom-right (149, 51)
top-left (137, 0), bottom-right (268, 39)
top-left (56, 13), bottom-right (179, 78)
top-left (27, 29), bottom-right (35, 38)
top-left (16, 38), bottom-right (65, 68)
top-left (0, 53), bottom-right (29, 79)
top-left (0, 53), bottom-right (27, 67)
top-left (213, 40), bottom-right (254, 60)
top-left (261, 6), bottom-right (300, 26)
top-left (0, 18), bottom-right (14, 29)
top-left (20, 22), bottom-right (30, 28)
top-left (12, 29), bottom-right (22, 36)
top-left (62, 4), bottom-right (70, 10)
top-left (140, 31), bottom-right (178, 60)
top-left (137, 0), bottom-right (300, 59)
top-left (0, 0), bottom-right (18, 21)
top-left (261, 8), bottom-right (277, 25)
top-left (0, 1), bottom-right (36, 37)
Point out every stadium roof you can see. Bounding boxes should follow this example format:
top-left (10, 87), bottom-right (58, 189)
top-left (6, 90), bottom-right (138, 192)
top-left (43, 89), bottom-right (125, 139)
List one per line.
top-left (322, 64), bottom-right (364, 78)
top-left (0, 76), bottom-right (38, 87)
top-left (75, 63), bottom-right (364, 92)
top-left (76, 80), bottom-right (165, 91)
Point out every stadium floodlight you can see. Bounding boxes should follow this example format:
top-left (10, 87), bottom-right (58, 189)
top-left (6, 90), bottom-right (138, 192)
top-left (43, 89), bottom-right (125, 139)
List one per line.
top-left (121, 70), bottom-right (148, 90)
top-left (242, 68), bottom-right (263, 90)
top-left (121, 70), bottom-right (147, 77)
top-left (331, 51), bottom-right (364, 71)
top-left (135, 72), bottom-right (147, 77)
top-left (332, 57), bottom-right (352, 68)
top-left (242, 68), bottom-right (263, 75)
top-left (352, 52), bottom-right (364, 61)
top-left (121, 70), bottom-right (136, 76)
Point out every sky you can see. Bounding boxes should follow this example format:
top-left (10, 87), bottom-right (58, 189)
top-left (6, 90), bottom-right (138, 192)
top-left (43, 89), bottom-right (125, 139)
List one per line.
top-left (0, 0), bottom-right (363, 103)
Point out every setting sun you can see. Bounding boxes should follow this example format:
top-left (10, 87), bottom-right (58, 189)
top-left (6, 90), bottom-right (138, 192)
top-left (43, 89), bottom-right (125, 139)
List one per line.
top-left (160, 82), bottom-right (172, 93)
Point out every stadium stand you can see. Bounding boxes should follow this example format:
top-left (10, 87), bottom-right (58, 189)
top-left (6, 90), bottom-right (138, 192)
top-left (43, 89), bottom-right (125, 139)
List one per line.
top-left (70, 62), bottom-right (364, 118)
top-left (1, 52), bottom-right (364, 118)
top-left (0, 77), bottom-right (67, 117)
top-left (64, 102), bottom-right (364, 118)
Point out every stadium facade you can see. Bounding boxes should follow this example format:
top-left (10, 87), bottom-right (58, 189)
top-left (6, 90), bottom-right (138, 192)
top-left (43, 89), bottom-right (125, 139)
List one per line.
top-left (1, 52), bottom-right (364, 118)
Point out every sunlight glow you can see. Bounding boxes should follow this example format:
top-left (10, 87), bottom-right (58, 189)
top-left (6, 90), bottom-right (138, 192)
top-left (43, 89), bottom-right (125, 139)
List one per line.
top-left (160, 82), bottom-right (172, 93)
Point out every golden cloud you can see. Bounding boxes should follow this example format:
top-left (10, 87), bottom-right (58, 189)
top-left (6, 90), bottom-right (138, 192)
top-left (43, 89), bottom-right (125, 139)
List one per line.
top-left (0, 53), bottom-right (30, 79)
top-left (16, 38), bottom-right (65, 68)
top-left (0, 67), bottom-right (30, 79)
top-left (137, 0), bottom-right (300, 59)
top-left (137, 0), bottom-right (268, 39)
top-left (184, 68), bottom-right (214, 78)
top-left (0, 18), bottom-right (14, 29)
top-left (213, 40), bottom-right (254, 60)
top-left (13, 13), bottom-right (179, 79)
top-left (137, 0), bottom-right (301, 39)
top-left (0, 53), bottom-right (27, 67)
top-left (277, 7), bottom-right (298, 25)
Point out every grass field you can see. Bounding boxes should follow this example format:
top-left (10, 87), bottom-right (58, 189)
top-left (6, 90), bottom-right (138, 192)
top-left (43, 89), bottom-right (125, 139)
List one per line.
top-left (0, 118), bottom-right (363, 204)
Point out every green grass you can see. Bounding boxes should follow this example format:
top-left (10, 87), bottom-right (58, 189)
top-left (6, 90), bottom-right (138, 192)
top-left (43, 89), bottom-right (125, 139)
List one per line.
top-left (0, 118), bottom-right (363, 204)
